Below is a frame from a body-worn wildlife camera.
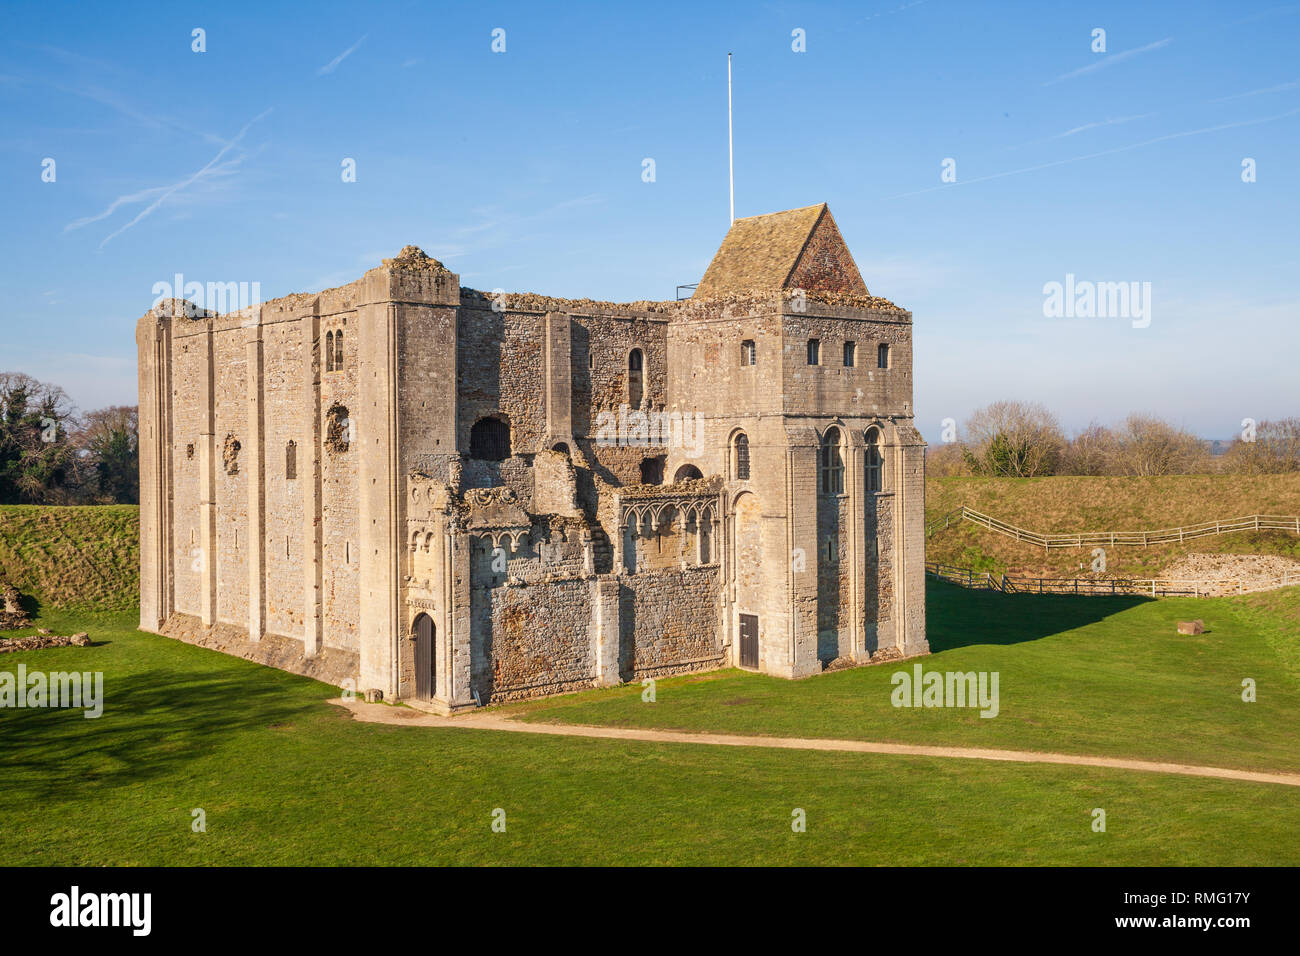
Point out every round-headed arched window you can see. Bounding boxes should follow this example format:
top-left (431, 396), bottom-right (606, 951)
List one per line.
top-left (865, 426), bottom-right (884, 493)
top-left (733, 432), bottom-right (750, 481)
top-left (470, 417), bottom-right (511, 461)
top-left (819, 426), bottom-right (844, 495)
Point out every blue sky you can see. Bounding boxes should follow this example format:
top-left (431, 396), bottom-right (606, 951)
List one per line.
top-left (2, 0), bottom-right (1297, 442)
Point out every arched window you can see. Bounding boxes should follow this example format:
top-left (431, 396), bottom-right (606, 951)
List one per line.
top-left (335, 330), bottom-right (344, 370)
top-left (733, 432), bottom-right (750, 481)
top-left (674, 464), bottom-right (703, 482)
top-left (877, 343), bottom-right (890, 369)
top-left (819, 426), bottom-right (844, 495)
top-left (628, 348), bottom-right (644, 408)
top-left (286, 440), bottom-right (297, 480)
top-left (325, 331), bottom-right (335, 372)
top-left (469, 417), bottom-right (510, 461)
top-left (807, 339), bottom-right (821, 365)
top-left (740, 339), bottom-right (756, 367)
top-left (865, 426), bottom-right (883, 493)
top-left (843, 341), bottom-right (856, 367)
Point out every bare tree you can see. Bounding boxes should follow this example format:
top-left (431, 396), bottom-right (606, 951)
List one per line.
top-left (925, 440), bottom-right (971, 477)
top-left (961, 400), bottom-right (1064, 477)
top-left (1109, 413), bottom-right (1207, 476)
top-left (1058, 421), bottom-right (1116, 476)
top-left (1222, 418), bottom-right (1300, 474)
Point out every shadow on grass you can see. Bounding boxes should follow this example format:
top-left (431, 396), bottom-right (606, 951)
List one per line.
top-left (926, 579), bottom-right (1151, 652)
top-left (16, 591), bottom-right (41, 618)
top-left (0, 664), bottom-right (311, 801)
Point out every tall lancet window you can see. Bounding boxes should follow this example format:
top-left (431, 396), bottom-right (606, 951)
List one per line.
top-left (865, 426), bottom-right (883, 494)
top-left (819, 426), bottom-right (844, 495)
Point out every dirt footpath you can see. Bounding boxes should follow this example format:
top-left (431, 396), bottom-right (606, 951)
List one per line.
top-left (331, 698), bottom-right (1300, 788)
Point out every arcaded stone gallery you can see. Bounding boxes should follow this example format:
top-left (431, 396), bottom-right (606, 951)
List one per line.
top-left (136, 203), bottom-right (929, 709)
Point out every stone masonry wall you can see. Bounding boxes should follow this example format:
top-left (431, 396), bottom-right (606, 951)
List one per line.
top-left (620, 567), bottom-right (722, 678)
top-left (471, 577), bottom-right (594, 703)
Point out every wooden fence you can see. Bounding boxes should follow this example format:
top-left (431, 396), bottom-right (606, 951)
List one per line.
top-left (925, 562), bottom-right (1297, 599)
top-left (925, 506), bottom-right (1300, 550)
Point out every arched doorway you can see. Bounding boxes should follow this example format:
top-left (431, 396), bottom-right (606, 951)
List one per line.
top-left (413, 613), bottom-right (435, 700)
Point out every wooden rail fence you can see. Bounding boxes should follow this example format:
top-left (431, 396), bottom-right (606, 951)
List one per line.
top-left (925, 562), bottom-right (1297, 599)
top-left (925, 507), bottom-right (1300, 550)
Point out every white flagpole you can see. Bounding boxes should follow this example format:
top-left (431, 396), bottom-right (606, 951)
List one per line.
top-left (728, 52), bottom-right (735, 224)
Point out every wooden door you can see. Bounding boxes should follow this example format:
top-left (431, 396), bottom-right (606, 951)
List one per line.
top-left (414, 614), bottom-right (435, 700)
top-left (739, 613), bottom-right (759, 669)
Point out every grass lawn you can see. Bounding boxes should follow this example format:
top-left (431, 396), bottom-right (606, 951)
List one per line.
top-left (2, 590), bottom-right (1299, 865)
top-left (507, 583), bottom-right (1300, 775)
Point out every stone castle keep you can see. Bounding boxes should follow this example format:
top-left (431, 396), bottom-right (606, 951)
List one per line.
top-left (136, 203), bottom-right (929, 709)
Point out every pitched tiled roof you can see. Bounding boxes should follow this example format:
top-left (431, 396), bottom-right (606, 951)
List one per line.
top-left (695, 204), bottom-right (827, 298)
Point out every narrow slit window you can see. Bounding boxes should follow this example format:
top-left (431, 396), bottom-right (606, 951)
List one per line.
top-left (628, 348), bottom-right (644, 407)
top-left (325, 331), bottom-right (335, 372)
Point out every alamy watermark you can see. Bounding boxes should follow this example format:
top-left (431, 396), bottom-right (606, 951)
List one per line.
top-left (1042, 274), bottom-right (1151, 328)
top-left (593, 404), bottom-right (705, 455)
top-left (1, 664), bottom-right (103, 718)
top-left (151, 273), bottom-right (262, 317)
top-left (891, 663), bottom-right (999, 718)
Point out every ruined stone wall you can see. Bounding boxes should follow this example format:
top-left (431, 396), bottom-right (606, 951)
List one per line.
top-left (457, 305), bottom-right (547, 456)
top-left (471, 576), bottom-right (595, 703)
top-left (620, 567), bottom-right (722, 677)
top-left (571, 313), bottom-right (669, 486)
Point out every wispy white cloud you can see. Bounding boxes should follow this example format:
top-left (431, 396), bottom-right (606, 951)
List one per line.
top-left (883, 106), bottom-right (1300, 200)
top-left (1004, 112), bottom-right (1156, 151)
top-left (65, 108), bottom-right (273, 248)
top-left (1046, 38), bottom-right (1173, 85)
top-left (1209, 79), bottom-right (1300, 103)
top-left (1050, 113), bottom-right (1156, 140)
top-left (317, 35), bottom-right (367, 75)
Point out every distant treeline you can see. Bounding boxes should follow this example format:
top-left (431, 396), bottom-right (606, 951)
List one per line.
top-left (927, 400), bottom-right (1300, 478)
top-left (0, 372), bottom-right (138, 505)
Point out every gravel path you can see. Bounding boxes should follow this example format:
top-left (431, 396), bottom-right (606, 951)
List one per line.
top-left (331, 698), bottom-right (1300, 788)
